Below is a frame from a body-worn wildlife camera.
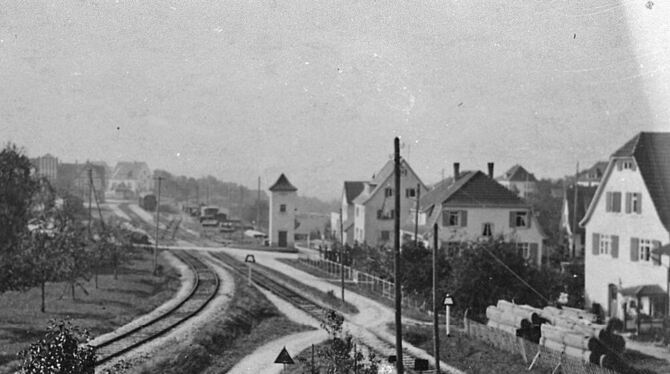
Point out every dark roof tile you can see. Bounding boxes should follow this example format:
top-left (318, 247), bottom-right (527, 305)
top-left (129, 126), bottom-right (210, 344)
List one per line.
top-left (269, 173), bottom-right (298, 192)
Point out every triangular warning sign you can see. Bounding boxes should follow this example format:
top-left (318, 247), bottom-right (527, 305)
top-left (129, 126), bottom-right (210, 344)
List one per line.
top-left (274, 346), bottom-right (295, 364)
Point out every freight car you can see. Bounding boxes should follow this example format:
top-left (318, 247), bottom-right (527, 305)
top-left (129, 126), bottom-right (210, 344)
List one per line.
top-left (139, 194), bottom-right (157, 212)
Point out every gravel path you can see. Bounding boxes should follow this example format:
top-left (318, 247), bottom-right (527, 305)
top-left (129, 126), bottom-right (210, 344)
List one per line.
top-left (95, 250), bottom-right (235, 373)
top-left (104, 202), bottom-right (131, 221)
top-left (209, 246), bottom-right (464, 374)
top-left (226, 287), bottom-right (328, 374)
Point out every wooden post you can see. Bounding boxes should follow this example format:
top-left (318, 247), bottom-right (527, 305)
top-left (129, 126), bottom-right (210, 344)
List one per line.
top-left (414, 184), bottom-right (421, 246)
top-left (432, 223), bottom-right (441, 373)
top-left (393, 137), bottom-right (403, 374)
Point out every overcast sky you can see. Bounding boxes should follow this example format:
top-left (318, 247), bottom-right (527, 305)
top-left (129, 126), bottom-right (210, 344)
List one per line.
top-left (2, 1), bottom-right (669, 200)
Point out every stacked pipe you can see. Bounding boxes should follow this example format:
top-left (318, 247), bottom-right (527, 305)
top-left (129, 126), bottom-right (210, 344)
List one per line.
top-left (485, 300), bottom-right (543, 343)
top-left (539, 306), bottom-right (625, 367)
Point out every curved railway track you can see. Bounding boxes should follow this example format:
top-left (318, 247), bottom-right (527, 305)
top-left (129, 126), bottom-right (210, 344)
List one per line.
top-left (93, 249), bottom-right (220, 366)
top-left (208, 250), bottom-right (443, 373)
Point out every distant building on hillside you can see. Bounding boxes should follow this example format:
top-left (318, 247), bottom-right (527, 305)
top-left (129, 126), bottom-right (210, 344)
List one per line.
top-left (108, 161), bottom-right (153, 199)
top-left (576, 161), bottom-right (608, 187)
top-left (31, 154), bottom-right (59, 183)
top-left (295, 212), bottom-right (329, 241)
top-left (496, 164), bottom-right (538, 198)
top-left (55, 162), bottom-right (107, 203)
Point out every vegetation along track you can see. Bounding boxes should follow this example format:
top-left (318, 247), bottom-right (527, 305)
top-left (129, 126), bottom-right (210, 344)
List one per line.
top-left (93, 249), bottom-right (220, 366)
top-left (208, 251), bottom-right (443, 373)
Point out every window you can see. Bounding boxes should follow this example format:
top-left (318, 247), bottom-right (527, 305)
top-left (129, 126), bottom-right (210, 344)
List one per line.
top-left (510, 211), bottom-right (530, 228)
top-left (280, 204), bottom-right (286, 213)
top-left (443, 210), bottom-right (460, 227)
top-left (517, 243), bottom-right (530, 259)
top-left (482, 223), bottom-right (493, 237)
top-left (639, 239), bottom-right (652, 262)
top-left (377, 209), bottom-right (394, 220)
top-left (443, 241), bottom-right (461, 256)
top-left (381, 230), bottom-right (390, 241)
top-left (599, 234), bottom-right (611, 255)
top-left (606, 191), bottom-right (622, 212)
top-left (632, 193), bottom-right (641, 214)
top-left (384, 188), bottom-right (393, 197)
top-left (405, 188), bottom-right (416, 198)
top-left (623, 161), bottom-right (634, 170)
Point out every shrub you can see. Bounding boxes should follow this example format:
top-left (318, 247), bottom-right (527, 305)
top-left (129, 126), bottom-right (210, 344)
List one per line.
top-left (20, 320), bottom-right (96, 374)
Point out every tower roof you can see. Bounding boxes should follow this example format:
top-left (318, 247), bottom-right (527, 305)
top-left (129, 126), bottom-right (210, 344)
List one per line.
top-left (269, 173), bottom-right (298, 192)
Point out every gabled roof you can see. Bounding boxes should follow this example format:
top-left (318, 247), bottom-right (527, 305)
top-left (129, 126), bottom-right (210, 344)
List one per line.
top-left (581, 132), bottom-right (670, 231)
top-left (112, 161), bottom-right (150, 180)
top-left (577, 161), bottom-right (608, 182)
top-left (269, 173), bottom-right (298, 192)
top-left (497, 164), bottom-right (537, 182)
top-left (354, 158), bottom-right (427, 206)
top-left (343, 181), bottom-right (366, 204)
top-left (421, 171), bottom-right (530, 228)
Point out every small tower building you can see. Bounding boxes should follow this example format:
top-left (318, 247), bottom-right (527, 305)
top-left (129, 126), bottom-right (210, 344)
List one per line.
top-left (269, 173), bottom-right (298, 247)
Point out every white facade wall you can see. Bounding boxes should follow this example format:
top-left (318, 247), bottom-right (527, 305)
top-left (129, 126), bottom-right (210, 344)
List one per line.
top-left (500, 180), bottom-right (537, 199)
top-left (439, 207), bottom-right (545, 266)
top-left (269, 190), bottom-right (296, 247)
top-left (354, 170), bottom-right (426, 247)
top-left (584, 160), bottom-right (670, 317)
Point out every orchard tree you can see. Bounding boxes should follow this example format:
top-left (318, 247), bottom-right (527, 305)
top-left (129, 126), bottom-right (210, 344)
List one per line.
top-left (0, 143), bottom-right (38, 292)
top-left (316, 309), bottom-right (379, 374)
top-left (20, 320), bottom-right (96, 374)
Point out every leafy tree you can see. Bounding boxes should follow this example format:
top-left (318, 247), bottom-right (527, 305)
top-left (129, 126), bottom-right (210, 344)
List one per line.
top-left (316, 310), bottom-right (379, 374)
top-left (0, 143), bottom-right (38, 292)
top-left (20, 320), bottom-right (96, 374)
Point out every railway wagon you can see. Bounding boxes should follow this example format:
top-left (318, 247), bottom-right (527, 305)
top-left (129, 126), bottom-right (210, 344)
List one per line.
top-left (139, 194), bottom-right (157, 212)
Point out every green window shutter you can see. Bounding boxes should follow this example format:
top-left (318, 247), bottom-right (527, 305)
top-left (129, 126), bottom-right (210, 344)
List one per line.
top-left (652, 240), bottom-right (662, 265)
top-left (509, 211), bottom-right (515, 228)
top-left (630, 237), bottom-right (639, 262)
top-left (527, 211), bottom-right (532, 228)
top-left (637, 193), bottom-right (642, 214)
top-left (592, 233), bottom-right (600, 255)
top-left (625, 193), bottom-right (632, 214)
top-left (611, 235), bottom-right (619, 258)
top-left (442, 211), bottom-right (448, 227)
top-left (613, 192), bottom-right (622, 212)
top-left (530, 243), bottom-right (539, 264)
top-left (605, 192), bottom-right (612, 212)
top-left (461, 210), bottom-right (468, 227)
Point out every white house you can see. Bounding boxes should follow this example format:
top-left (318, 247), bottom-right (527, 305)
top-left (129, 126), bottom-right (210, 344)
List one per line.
top-left (269, 173), bottom-right (298, 248)
top-left (419, 163), bottom-right (546, 266)
top-left (108, 161), bottom-right (153, 198)
top-left (333, 181), bottom-right (367, 245)
top-left (580, 132), bottom-right (670, 319)
top-left (496, 164), bottom-right (538, 198)
top-left (339, 159), bottom-right (428, 247)
top-left (560, 185), bottom-right (598, 259)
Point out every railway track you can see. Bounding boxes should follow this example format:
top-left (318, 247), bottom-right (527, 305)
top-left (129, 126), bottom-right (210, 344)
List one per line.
top-left (208, 250), bottom-right (444, 373)
top-left (93, 249), bottom-right (220, 366)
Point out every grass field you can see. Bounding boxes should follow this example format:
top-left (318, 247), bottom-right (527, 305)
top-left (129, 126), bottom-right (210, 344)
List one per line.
top-left (0, 247), bottom-right (180, 373)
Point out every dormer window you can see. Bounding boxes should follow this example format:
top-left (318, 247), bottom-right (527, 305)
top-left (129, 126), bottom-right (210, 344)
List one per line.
top-left (384, 188), bottom-right (393, 197)
top-left (510, 211), bottom-right (531, 228)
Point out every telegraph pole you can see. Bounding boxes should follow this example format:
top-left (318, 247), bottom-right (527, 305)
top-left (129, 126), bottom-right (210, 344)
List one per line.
top-left (256, 176), bottom-right (261, 230)
top-left (572, 162), bottom-right (579, 258)
top-left (339, 207), bottom-right (345, 302)
top-left (88, 168), bottom-right (93, 237)
top-left (433, 223), bottom-right (441, 373)
top-left (154, 176), bottom-right (163, 276)
top-left (393, 137), bottom-right (403, 374)
top-left (414, 183), bottom-right (420, 246)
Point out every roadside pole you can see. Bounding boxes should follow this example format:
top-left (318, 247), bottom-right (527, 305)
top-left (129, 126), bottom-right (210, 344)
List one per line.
top-left (340, 207), bottom-right (345, 302)
top-left (393, 137), bottom-right (403, 374)
top-left (154, 176), bottom-right (162, 276)
top-left (433, 223), bottom-right (441, 373)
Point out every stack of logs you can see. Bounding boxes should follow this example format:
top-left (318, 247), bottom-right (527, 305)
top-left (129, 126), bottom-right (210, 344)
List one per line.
top-left (486, 300), bottom-right (625, 368)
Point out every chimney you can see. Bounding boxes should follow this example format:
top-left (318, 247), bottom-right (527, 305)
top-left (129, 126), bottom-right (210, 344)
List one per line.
top-left (488, 162), bottom-right (494, 178)
top-left (453, 162), bottom-right (460, 180)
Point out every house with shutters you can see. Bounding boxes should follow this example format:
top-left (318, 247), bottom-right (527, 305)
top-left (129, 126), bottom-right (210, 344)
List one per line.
top-left (417, 163), bottom-right (546, 266)
top-left (343, 158), bottom-right (428, 247)
top-left (496, 164), bottom-right (538, 198)
top-left (560, 185), bottom-right (598, 259)
top-left (580, 132), bottom-right (670, 320)
top-left (576, 161), bottom-right (609, 187)
top-left (333, 181), bottom-right (367, 245)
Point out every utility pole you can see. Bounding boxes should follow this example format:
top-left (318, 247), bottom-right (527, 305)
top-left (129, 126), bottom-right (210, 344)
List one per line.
top-left (154, 176), bottom-right (163, 276)
top-left (414, 183), bottom-right (420, 246)
top-left (572, 162), bottom-right (579, 258)
top-left (88, 168), bottom-right (93, 237)
top-left (433, 223), bottom-right (441, 373)
top-left (339, 207), bottom-right (345, 302)
top-left (393, 137), bottom-right (403, 374)
top-left (257, 176), bottom-right (261, 230)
